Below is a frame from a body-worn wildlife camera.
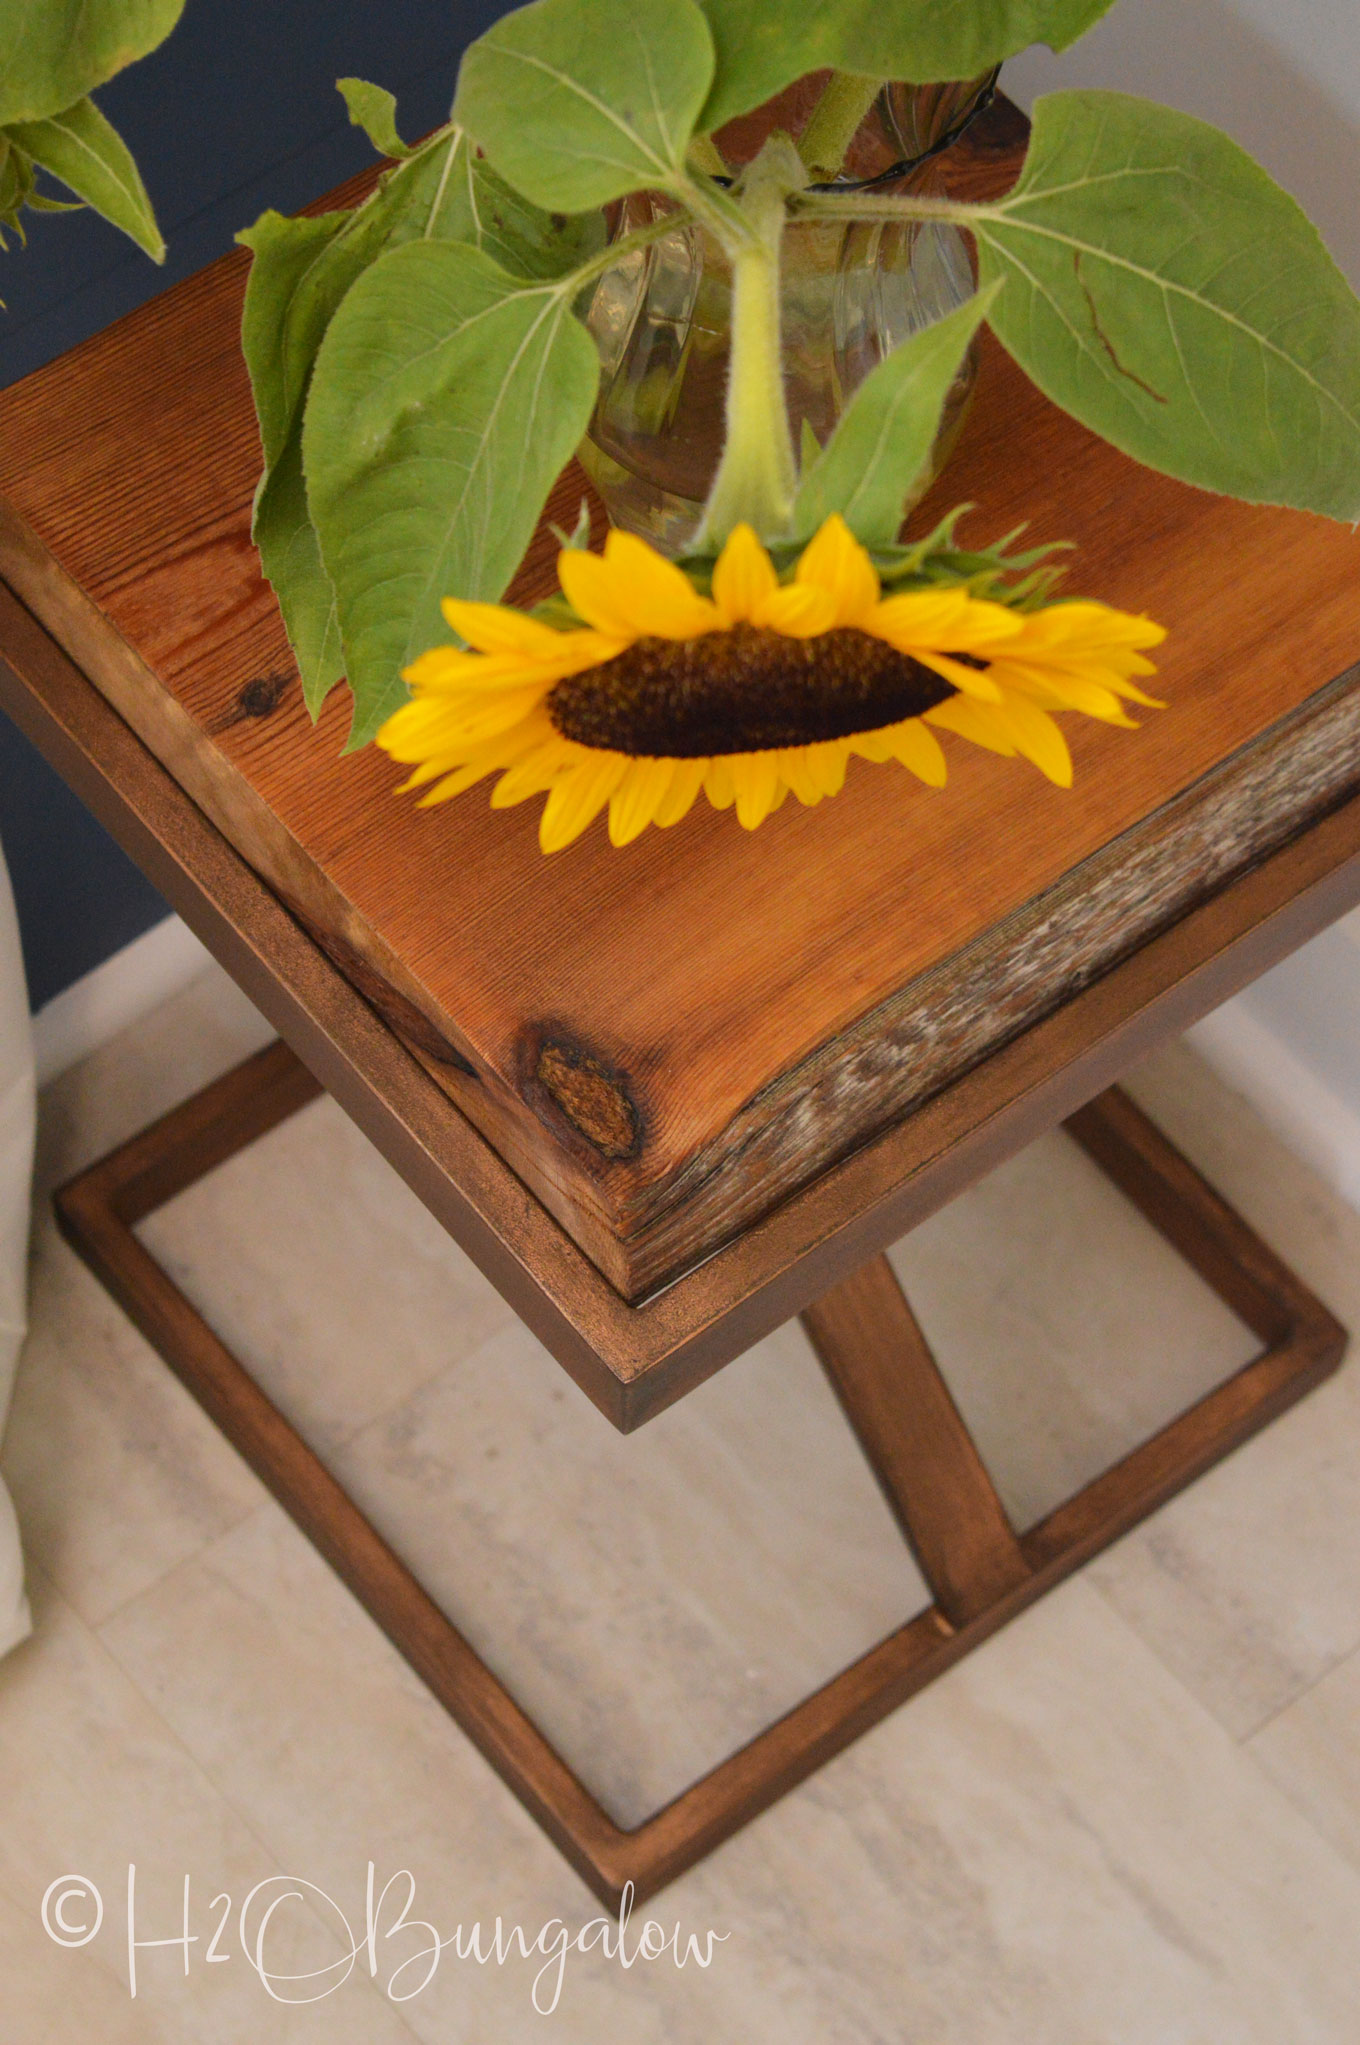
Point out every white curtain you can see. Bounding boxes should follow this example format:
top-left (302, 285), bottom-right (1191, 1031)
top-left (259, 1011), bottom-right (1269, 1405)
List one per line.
top-left (0, 846), bottom-right (33, 1656)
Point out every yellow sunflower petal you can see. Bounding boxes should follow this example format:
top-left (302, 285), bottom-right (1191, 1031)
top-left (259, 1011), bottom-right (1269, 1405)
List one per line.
top-left (883, 718), bottom-right (948, 787)
top-left (736, 756), bottom-right (781, 826)
top-left (994, 698), bottom-right (1073, 786)
top-left (731, 752), bottom-right (784, 830)
top-left (439, 598), bottom-right (572, 660)
top-left (1105, 677), bottom-right (1166, 708)
top-left (405, 716), bottom-right (555, 804)
top-left (609, 757), bottom-right (679, 845)
top-left (925, 695), bottom-right (1018, 756)
top-left (1008, 601), bottom-right (1167, 657)
top-left (653, 758), bottom-right (708, 828)
top-left (705, 757), bottom-right (737, 810)
top-left (804, 739), bottom-right (852, 798)
top-left (711, 523), bottom-right (780, 625)
top-left (847, 728), bottom-right (896, 764)
top-left (379, 697), bottom-right (453, 757)
top-left (413, 685), bottom-right (551, 750)
top-left (757, 582), bottom-right (840, 638)
top-left (794, 514), bottom-right (880, 628)
top-left (777, 746), bottom-right (826, 805)
top-left (399, 754), bottom-right (459, 791)
top-left (912, 651), bottom-right (1004, 703)
top-left (870, 588), bottom-right (1024, 653)
top-left (993, 663), bottom-right (1138, 725)
top-left (559, 530), bottom-right (722, 642)
top-left (415, 765), bottom-right (497, 806)
top-left (401, 651), bottom-right (551, 699)
top-left (489, 736), bottom-right (580, 807)
top-left (539, 752), bottom-right (629, 852)
top-left (995, 649), bottom-right (1164, 710)
top-left (380, 690), bottom-right (534, 760)
top-left (400, 644), bottom-right (494, 690)
top-left (995, 602), bottom-right (1167, 714)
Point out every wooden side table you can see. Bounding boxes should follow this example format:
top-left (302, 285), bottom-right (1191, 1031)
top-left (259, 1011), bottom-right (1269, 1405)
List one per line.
top-left (1, 109), bottom-right (1357, 1905)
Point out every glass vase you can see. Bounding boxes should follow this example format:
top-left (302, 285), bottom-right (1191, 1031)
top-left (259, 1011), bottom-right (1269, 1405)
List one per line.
top-left (578, 73), bottom-right (995, 556)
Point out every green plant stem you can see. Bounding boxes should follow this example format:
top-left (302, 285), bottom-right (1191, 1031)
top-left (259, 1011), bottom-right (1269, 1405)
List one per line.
top-left (799, 70), bottom-right (883, 180)
top-left (694, 164), bottom-right (798, 548)
top-left (670, 167), bottom-right (757, 248)
top-left (792, 189), bottom-right (990, 229)
top-left (686, 132), bottom-right (729, 180)
top-left (569, 210), bottom-right (691, 292)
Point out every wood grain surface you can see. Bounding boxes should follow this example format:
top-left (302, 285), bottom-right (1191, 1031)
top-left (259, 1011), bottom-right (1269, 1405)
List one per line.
top-left (2, 103), bottom-right (1359, 1299)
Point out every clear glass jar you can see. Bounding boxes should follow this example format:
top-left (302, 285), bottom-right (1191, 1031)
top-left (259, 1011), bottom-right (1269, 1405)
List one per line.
top-left (579, 74), bottom-right (994, 555)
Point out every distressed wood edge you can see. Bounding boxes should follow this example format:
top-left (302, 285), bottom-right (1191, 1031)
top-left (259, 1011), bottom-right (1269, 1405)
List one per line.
top-left (620, 796), bottom-right (1360, 1422)
top-left (617, 662), bottom-right (1360, 1287)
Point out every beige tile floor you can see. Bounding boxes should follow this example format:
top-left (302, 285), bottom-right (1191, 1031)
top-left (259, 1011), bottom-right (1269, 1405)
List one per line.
top-left (4, 962), bottom-right (1360, 2040)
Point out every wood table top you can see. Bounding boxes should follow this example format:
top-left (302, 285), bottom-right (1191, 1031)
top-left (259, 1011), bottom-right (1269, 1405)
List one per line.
top-left (2, 109), bottom-right (1359, 1310)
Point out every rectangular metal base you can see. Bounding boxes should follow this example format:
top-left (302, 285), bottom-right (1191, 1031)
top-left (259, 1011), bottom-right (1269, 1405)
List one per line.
top-left (55, 1042), bottom-right (1347, 1907)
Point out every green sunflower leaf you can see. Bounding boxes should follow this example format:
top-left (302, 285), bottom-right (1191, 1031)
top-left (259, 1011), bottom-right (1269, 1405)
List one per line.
top-left (240, 209), bottom-right (351, 474)
top-left (302, 239), bottom-right (601, 748)
top-left (20, 190), bottom-right (83, 213)
top-left (453, 0), bottom-right (716, 212)
top-left (252, 433), bottom-right (345, 719)
top-left (241, 142), bottom-right (465, 715)
top-left (239, 115), bottom-right (604, 476)
top-left (0, 136), bottom-right (35, 244)
top-left (240, 129), bottom-right (476, 472)
top-left (6, 96), bottom-right (163, 259)
top-left (793, 281), bottom-right (999, 545)
top-left (695, 0), bottom-right (1115, 136)
top-left (240, 118), bottom-right (605, 719)
top-left (336, 77), bottom-right (413, 160)
top-left (974, 90), bottom-right (1360, 522)
top-left (0, 0), bottom-right (186, 125)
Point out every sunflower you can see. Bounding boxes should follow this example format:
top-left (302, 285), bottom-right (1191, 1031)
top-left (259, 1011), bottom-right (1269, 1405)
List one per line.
top-left (378, 515), bottom-right (1166, 853)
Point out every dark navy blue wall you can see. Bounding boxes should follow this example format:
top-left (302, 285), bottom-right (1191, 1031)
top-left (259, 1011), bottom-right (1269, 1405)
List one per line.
top-left (0, 0), bottom-right (509, 1010)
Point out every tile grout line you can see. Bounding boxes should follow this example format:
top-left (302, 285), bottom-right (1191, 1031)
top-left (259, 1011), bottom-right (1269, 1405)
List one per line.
top-left (1074, 1570), bottom-right (1360, 1893)
top-left (1085, 1548), bottom-right (1360, 1753)
top-left (1238, 1634), bottom-right (1360, 1746)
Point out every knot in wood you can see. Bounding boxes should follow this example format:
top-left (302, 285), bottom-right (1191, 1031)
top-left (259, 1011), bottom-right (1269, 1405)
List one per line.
top-left (236, 673), bottom-right (290, 720)
top-left (535, 1040), bottom-right (639, 1161)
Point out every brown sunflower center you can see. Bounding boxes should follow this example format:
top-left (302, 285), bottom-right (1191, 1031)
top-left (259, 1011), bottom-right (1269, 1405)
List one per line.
top-left (546, 624), bottom-right (958, 757)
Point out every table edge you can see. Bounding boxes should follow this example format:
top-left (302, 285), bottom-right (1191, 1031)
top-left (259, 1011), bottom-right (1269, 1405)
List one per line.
top-left (5, 575), bottom-right (1359, 1430)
